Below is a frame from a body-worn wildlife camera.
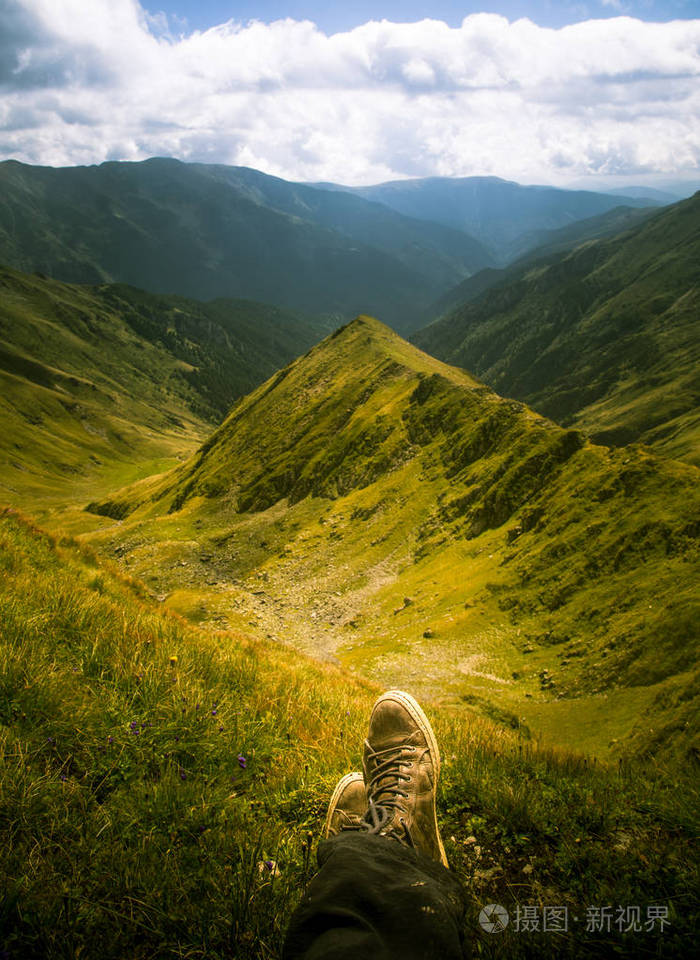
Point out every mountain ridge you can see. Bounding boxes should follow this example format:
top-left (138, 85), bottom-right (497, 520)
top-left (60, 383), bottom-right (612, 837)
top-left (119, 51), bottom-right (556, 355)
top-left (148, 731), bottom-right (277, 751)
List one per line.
top-left (426, 204), bottom-right (659, 321)
top-left (84, 315), bottom-right (700, 761)
top-left (0, 263), bottom-right (327, 506)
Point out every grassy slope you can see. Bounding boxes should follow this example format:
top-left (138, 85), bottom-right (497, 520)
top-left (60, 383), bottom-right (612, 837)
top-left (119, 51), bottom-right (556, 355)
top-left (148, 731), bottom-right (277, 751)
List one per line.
top-left (1, 507), bottom-right (697, 959)
top-left (0, 265), bottom-right (324, 509)
top-left (428, 205), bottom-right (657, 321)
top-left (83, 317), bottom-right (700, 763)
top-left (414, 194), bottom-right (700, 466)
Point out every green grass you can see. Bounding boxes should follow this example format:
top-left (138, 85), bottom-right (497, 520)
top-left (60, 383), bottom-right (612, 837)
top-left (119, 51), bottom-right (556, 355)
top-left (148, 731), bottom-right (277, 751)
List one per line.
top-left (2, 178), bottom-right (698, 958)
top-left (1, 507), bottom-right (698, 959)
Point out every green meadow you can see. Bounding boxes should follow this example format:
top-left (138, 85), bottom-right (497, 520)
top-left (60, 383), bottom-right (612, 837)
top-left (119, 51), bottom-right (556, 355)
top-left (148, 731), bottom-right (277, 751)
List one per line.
top-left (1, 508), bottom-right (697, 958)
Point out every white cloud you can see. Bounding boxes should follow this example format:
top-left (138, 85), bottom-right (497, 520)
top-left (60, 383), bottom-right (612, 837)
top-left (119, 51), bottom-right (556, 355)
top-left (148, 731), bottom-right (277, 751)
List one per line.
top-left (0, 0), bottom-right (698, 184)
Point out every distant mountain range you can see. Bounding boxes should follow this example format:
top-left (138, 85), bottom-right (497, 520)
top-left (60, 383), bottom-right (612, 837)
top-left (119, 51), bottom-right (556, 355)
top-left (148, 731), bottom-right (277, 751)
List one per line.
top-left (0, 159), bottom-right (666, 335)
top-left (415, 192), bottom-right (700, 465)
top-left (313, 175), bottom-right (658, 263)
top-left (566, 177), bottom-right (700, 202)
top-left (0, 158), bottom-right (494, 335)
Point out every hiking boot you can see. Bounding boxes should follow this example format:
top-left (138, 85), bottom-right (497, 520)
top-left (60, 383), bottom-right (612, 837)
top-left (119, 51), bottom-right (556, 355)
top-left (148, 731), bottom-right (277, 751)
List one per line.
top-left (362, 690), bottom-right (448, 867)
top-left (323, 772), bottom-right (367, 838)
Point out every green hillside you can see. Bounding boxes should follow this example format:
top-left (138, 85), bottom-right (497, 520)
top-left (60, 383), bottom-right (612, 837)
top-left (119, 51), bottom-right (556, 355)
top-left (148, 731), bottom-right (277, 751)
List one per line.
top-left (84, 317), bottom-right (700, 763)
top-left (429, 205), bottom-right (657, 321)
top-left (1, 507), bottom-right (697, 959)
top-left (0, 264), bottom-right (325, 507)
top-left (0, 158), bottom-right (493, 334)
top-left (415, 193), bottom-right (700, 465)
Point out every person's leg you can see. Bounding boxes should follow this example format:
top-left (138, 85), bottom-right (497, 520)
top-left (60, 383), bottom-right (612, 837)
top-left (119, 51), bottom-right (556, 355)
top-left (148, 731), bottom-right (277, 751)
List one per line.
top-left (283, 832), bottom-right (465, 960)
top-left (283, 691), bottom-right (467, 960)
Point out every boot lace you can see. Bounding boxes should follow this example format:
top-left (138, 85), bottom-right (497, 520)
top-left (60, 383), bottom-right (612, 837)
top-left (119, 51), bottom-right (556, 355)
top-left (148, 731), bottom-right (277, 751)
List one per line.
top-left (358, 734), bottom-right (423, 848)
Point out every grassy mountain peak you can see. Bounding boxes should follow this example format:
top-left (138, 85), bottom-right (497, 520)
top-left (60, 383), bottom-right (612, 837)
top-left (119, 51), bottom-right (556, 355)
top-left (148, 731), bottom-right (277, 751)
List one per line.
top-left (84, 317), bottom-right (699, 764)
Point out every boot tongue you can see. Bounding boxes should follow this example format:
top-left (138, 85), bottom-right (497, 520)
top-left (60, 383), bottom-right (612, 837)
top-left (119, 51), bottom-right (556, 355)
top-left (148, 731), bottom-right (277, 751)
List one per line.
top-left (369, 700), bottom-right (426, 749)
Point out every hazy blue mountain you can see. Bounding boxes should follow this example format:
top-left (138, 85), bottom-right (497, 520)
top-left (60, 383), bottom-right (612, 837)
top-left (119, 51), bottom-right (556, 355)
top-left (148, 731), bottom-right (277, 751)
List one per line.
top-left (314, 175), bottom-right (658, 263)
top-left (0, 158), bottom-right (493, 335)
top-left (602, 186), bottom-right (683, 204)
top-left (566, 178), bottom-right (700, 201)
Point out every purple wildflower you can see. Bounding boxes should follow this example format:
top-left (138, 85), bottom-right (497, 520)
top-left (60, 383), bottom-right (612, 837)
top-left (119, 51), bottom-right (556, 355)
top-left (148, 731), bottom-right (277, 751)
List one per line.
top-left (219, 726), bottom-right (224, 733)
top-left (107, 736), bottom-right (114, 744)
top-left (211, 709), bottom-right (217, 716)
top-left (264, 860), bottom-right (275, 871)
top-left (237, 754), bottom-right (247, 770)
top-left (180, 770), bottom-right (186, 781)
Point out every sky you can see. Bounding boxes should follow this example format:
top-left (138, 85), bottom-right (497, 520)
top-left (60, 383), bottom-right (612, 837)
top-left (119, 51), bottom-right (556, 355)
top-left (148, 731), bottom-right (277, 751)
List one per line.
top-left (1, 0), bottom-right (699, 186)
top-left (156, 1), bottom-right (700, 34)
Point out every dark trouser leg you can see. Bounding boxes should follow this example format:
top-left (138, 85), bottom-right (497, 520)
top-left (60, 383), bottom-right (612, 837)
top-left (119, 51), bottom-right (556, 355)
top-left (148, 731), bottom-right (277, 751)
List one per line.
top-left (282, 833), bottom-right (467, 960)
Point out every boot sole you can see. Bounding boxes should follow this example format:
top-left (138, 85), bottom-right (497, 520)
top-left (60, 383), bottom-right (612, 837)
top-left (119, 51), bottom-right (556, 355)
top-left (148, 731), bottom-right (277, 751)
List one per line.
top-left (323, 771), bottom-right (365, 839)
top-left (374, 689), bottom-right (449, 868)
